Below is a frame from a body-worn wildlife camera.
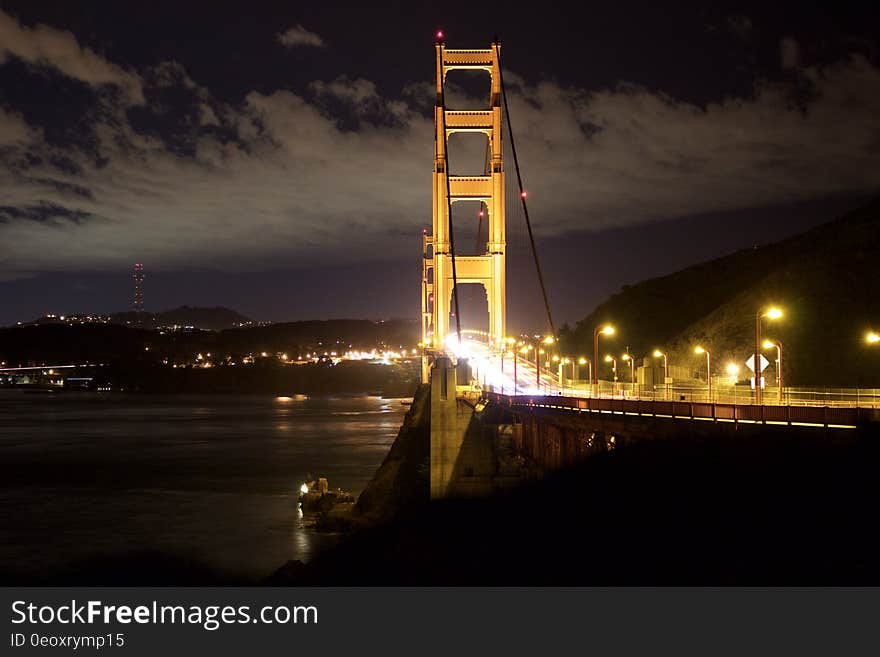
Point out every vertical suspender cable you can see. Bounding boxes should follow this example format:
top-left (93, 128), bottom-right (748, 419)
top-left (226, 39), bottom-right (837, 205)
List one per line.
top-left (438, 43), bottom-right (462, 343)
top-left (494, 41), bottom-right (557, 341)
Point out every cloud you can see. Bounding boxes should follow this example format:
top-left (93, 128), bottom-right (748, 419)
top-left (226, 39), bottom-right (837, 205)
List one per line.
top-left (0, 9), bottom-right (143, 104)
top-left (1, 18), bottom-right (879, 279)
top-left (277, 24), bottom-right (325, 48)
top-left (0, 107), bottom-right (39, 146)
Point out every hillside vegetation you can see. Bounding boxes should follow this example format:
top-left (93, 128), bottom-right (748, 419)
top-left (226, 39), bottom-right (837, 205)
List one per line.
top-left (566, 198), bottom-right (880, 386)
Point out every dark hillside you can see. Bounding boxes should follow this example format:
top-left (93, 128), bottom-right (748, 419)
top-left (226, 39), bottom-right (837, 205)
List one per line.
top-left (569, 198), bottom-right (880, 386)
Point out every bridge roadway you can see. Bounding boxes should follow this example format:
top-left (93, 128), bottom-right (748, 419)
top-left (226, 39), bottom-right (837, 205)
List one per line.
top-left (444, 331), bottom-right (880, 431)
top-left (430, 333), bottom-right (880, 498)
top-left (486, 391), bottom-right (879, 431)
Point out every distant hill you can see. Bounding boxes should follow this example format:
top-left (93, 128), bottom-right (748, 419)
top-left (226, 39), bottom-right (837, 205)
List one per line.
top-left (111, 306), bottom-right (254, 331)
top-left (565, 198), bottom-right (880, 386)
top-left (0, 318), bottom-right (420, 367)
top-left (21, 305), bottom-right (254, 331)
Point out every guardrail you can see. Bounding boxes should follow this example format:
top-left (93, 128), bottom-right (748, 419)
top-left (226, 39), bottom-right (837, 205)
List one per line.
top-left (486, 392), bottom-right (880, 430)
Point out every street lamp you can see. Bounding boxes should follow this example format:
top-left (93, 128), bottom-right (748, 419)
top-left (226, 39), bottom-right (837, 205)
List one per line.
top-left (762, 339), bottom-right (783, 403)
top-left (576, 356), bottom-right (591, 392)
top-left (867, 331), bottom-right (880, 345)
top-left (593, 325), bottom-right (615, 392)
top-left (653, 349), bottom-right (669, 399)
top-left (516, 344), bottom-right (530, 395)
top-left (695, 346), bottom-right (711, 401)
top-left (621, 352), bottom-right (636, 396)
top-left (755, 306), bottom-right (783, 405)
top-left (531, 335), bottom-right (554, 391)
top-left (556, 357), bottom-right (571, 393)
top-left (604, 354), bottom-right (618, 396)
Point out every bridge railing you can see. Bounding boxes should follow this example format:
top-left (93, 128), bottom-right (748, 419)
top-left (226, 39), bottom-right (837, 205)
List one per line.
top-left (485, 392), bottom-right (879, 430)
top-left (463, 342), bottom-right (880, 409)
top-left (548, 380), bottom-right (880, 409)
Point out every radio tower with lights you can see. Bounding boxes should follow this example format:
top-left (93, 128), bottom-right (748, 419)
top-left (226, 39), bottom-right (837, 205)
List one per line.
top-left (132, 263), bottom-right (145, 324)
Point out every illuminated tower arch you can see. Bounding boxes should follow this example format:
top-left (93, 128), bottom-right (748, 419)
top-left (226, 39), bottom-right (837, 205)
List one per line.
top-left (422, 38), bottom-right (506, 368)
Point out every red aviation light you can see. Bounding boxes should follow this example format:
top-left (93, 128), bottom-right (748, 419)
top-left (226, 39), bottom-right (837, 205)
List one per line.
top-left (521, 191), bottom-right (528, 199)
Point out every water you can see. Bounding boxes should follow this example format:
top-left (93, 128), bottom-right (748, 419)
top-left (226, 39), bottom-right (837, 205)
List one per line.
top-left (0, 391), bottom-right (408, 582)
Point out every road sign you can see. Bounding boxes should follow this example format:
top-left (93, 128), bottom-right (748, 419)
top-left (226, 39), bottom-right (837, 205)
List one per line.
top-left (745, 354), bottom-right (770, 373)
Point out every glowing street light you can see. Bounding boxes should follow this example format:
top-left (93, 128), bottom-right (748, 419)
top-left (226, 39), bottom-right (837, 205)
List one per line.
top-left (528, 335), bottom-right (555, 390)
top-left (604, 354), bottom-right (618, 396)
top-left (762, 339), bottom-right (784, 403)
top-left (557, 357), bottom-right (571, 390)
top-left (695, 345), bottom-right (711, 400)
top-left (755, 306), bottom-right (783, 405)
top-left (726, 363), bottom-right (740, 405)
top-left (867, 331), bottom-right (880, 345)
top-left (593, 325), bottom-right (615, 393)
top-left (621, 352), bottom-right (636, 385)
top-left (575, 356), bottom-right (591, 389)
top-left (516, 344), bottom-right (531, 395)
top-left (653, 349), bottom-right (669, 399)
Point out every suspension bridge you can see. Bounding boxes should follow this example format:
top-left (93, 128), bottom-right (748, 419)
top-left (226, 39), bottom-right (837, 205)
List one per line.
top-left (418, 36), bottom-right (880, 498)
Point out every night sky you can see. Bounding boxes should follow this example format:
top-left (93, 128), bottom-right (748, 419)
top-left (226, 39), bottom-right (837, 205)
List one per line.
top-left (1, 1), bottom-right (878, 329)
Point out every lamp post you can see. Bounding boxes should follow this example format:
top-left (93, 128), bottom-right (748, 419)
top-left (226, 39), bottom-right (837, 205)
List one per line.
top-left (593, 325), bottom-right (615, 395)
top-left (516, 344), bottom-right (529, 395)
top-left (576, 357), bottom-right (590, 394)
top-left (755, 307), bottom-right (783, 405)
top-left (500, 346), bottom-right (511, 395)
top-left (556, 357), bottom-right (571, 394)
top-left (762, 339), bottom-right (783, 404)
top-left (532, 335), bottom-right (554, 391)
top-left (621, 352), bottom-right (635, 397)
top-left (653, 349), bottom-right (669, 399)
top-left (695, 346), bottom-right (711, 401)
top-left (604, 355), bottom-right (617, 396)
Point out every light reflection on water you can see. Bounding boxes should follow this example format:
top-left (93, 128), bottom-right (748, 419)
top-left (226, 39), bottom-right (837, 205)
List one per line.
top-left (0, 392), bottom-right (408, 582)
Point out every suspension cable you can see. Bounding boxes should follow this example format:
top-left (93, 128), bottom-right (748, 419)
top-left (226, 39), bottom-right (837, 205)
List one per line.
top-left (494, 41), bottom-right (557, 341)
top-left (438, 42), bottom-right (462, 343)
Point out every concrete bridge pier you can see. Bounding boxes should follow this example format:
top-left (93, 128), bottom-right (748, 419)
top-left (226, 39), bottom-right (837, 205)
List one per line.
top-left (429, 358), bottom-right (498, 498)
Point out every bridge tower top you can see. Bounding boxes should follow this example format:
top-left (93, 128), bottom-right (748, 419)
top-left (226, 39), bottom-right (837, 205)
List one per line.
top-left (422, 38), bottom-right (506, 379)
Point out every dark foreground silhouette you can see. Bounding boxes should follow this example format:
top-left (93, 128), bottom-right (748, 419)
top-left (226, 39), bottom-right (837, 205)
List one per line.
top-left (8, 432), bottom-right (879, 585)
top-left (270, 433), bottom-right (880, 585)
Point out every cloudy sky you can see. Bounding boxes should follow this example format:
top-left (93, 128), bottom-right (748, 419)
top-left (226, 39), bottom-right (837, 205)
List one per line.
top-left (1, 1), bottom-right (878, 328)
